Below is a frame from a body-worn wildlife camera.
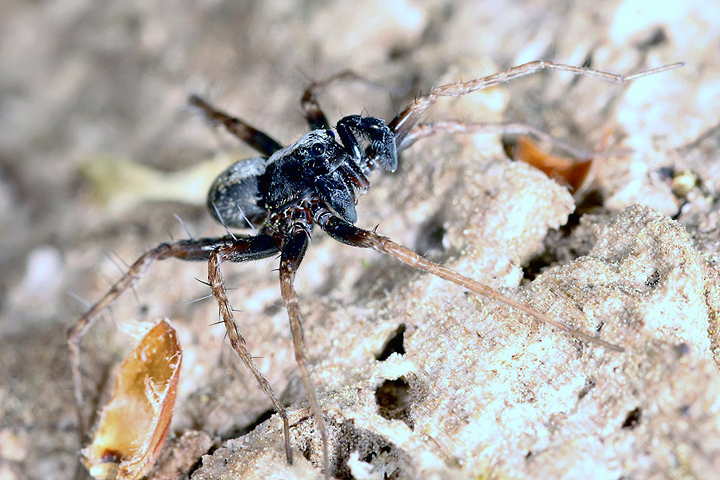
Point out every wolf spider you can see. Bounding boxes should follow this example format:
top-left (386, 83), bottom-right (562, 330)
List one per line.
top-left (68, 60), bottom-right (681, 476)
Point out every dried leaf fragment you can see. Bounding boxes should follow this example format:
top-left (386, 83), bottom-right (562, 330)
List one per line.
top-left (512, 135), bottom-right (592, 192)
top-left (83, 319), bottom-right (182, 480)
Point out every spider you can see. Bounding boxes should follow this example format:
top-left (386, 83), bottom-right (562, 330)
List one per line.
top-left (68, 60), bottom-right (682, 477)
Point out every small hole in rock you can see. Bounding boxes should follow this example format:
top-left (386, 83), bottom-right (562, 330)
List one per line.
top-left (376, 324), bottom-right (406, 361)
top-left (415, 216), bottom-right (446, 258)
top-left (621, 407), bottom-right (642, 429)
top-left (237, 408), bottom-right (275, 437)
top-left (523, 189), bottom-right (606, 280)
top-left (321, 416), bottom-right (412, 479)
top-left (376, 377), bottom-right (414, 430)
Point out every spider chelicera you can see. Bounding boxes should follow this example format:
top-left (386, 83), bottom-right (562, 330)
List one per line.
top-left (68, 60), bottom-right (682, 476)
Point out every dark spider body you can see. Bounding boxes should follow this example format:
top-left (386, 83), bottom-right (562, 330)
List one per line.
top-left (207, 115), bottom-right (397, 232)
top-left (69, 62), bottom-right (681, 477)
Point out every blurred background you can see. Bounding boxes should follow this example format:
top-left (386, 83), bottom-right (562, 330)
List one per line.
top-left (0, 0), bottom-right (717, 478)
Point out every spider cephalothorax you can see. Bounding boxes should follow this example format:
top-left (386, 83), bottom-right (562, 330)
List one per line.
top-left (69, 62), bottom-right (681, 478)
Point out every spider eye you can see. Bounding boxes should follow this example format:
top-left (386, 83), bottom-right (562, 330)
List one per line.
top-left (311, 143), bottom-right (325, 156)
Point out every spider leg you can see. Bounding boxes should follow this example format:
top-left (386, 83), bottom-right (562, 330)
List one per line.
top-left (207, 237), bottom-right (299, 464)
top-left (278, 228), bottom-right (330, 476)
top-left (400, 120), bottom-right (595, 159)
top-left (67, 235), bottom-right (280, 443)
top-left (313, 206), bottom-right (623, 352)
top-left (188, 94), bottom-right (283, 156)
top-left (301, 70), bottom-right (368, 130)
top-left (388, 61), bottom-right (684, 147)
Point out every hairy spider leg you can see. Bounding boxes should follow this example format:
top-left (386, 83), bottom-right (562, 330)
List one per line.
top-left (296, 63), bottom-right (682, 175)
top-left (206, 238), bottom-right (298, 464)
top-left (312, 204), bottom-right (623, 353)
top-left (190, 92), bottom-right (335, 472)
top-left (278, 218), bottom-right (331, 475)
top-left (67, 235), bottom-right (282, 444)
top-left (301, 75), bottom-right (612, 161)
top-left (189, 94), bottom-right (283, 156)
top-left (388, 61), bottom-right (684, 147)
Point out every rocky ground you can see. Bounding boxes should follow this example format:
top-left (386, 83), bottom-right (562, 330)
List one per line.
top-left (1, 1), bottom-right (719, 479)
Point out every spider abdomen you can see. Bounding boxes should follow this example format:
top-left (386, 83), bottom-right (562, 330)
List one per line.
top-left (207, 156), bottom-right (269, 229)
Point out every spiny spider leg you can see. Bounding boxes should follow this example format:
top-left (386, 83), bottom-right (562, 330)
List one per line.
top-left (389, 61), bottom-right (684, 146)
top-left (278, 221), bottom-right (330, 474)
top-left (313, 205), bottom-right (624, 353)
top-left (67, 235), bottom-right (280, 439)
top-left (189, 94), bottom-right (283, 156)
top-left (207, 240), bottom-right (295, 463)
top-left (401, 120), bottom-right (596, 159)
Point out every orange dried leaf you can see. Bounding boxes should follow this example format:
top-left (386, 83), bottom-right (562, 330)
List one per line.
top-left (515, 135), bottom-right (592, 192)
top-left (83, 319), bottom-right (182, 480)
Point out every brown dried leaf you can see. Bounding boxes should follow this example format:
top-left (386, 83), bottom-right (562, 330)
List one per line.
top-left (514, 135), bottom-right (592, 192)
top-left (83, 319), bottom-right (182, 480)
